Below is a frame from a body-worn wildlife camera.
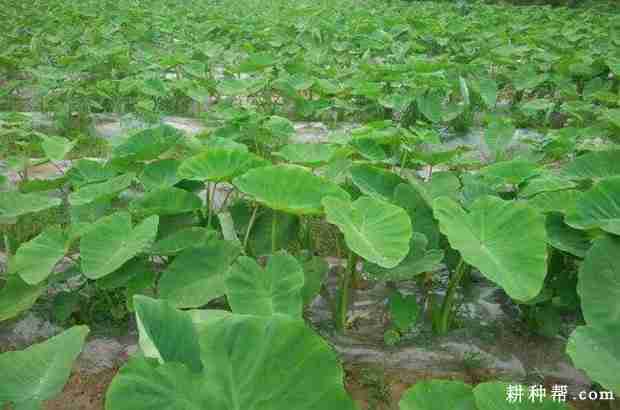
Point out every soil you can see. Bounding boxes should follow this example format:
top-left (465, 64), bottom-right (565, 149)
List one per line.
top-left (44, 369), bottom-right (118, 410)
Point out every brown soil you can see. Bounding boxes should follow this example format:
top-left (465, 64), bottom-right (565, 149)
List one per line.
top-left (44, 369), bottom-right (118, 410)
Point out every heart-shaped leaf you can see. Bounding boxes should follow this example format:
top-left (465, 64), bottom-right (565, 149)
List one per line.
top-left (434, 196), bottom-right (547, 301)
top-left (233, 164), bottom-right (350, 215)
top-left (178, 148), bottom-right (269, 182)
top-left (139, 159), bottom-right (181, 191)
top-left (323, 196), bottom-right (412, 268)
top-left (112, 125), bottom-right (183, 162)
top-left (41, 135), bottom-right (76, 162)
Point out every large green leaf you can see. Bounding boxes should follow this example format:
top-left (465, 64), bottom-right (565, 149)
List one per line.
top-left (80, 212), bottom-right (159, 279)
top-left (68, 173), bottom-right (135, 206)
top-left (112, 125), bottom-right (183, 162)
top-left (67, 159), bottom-right (117, 188)
top-left (225, 252), bottom-right (304, 317)
top-left (562, 150), bottom-right (620, 181)
top-left (178, 148), bottom-right (269, 182)
top-left (577, 235), bottom-right (620, 327)
top-left (567, 325), bottom-right (620, 395)
top-left (12, 226), bottom-right (67, 285)
top-left (158, 239), bottom-right (240, 308)
top-left (433, 196), bottom-right (547, 301)
top-left (480, 159), bottom-right (539, 186)
top-left (129, 187), bottom-right (203, 217)
top-left (105, 315), bottom-right (358, 410)
top-left (275, 143), bottom-right (339, 166)
top-left (323, 196), bottom-right (412, 268)
top-left (366, 233), bottom-right (444, 280)
top-left (40, 135), bottom-right (76, 162)
top-left (233, 164), bottom-right (350, 215)
top-left (139, 159), bottom-right (181, 191)
top-left (134, 296), bottom-right (202, 373)
top-left (0, 276), bottom-right (45, 321)
top-left (566, 176), bottom-right (620, 235)
top-left (399, 380), bottom-right (476, 410)
top-left (350, 164), bottom-right (406, 201)
top-left (0, 192), bottom-right (61, 223)
top-left (0, 326), bottom-right (89, 409)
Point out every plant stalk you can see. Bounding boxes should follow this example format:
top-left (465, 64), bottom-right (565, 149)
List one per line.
top-left (436, 258), bottom-right (468, 334)
top-left (271, 211), bottom-right (278, 254)
top-left (243, 204), bottom-right (259, 254)
top-left (336, 250), bottom-right (358, 332)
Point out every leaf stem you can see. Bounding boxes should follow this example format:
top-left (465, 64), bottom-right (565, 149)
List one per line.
top-left (243, 204), bottom-right (259, 254)
top-left (436, 257), bottom-right (468, 334)
top-left (271, 210), bottom-right (278, 253)
top-left (336, 250), bottom-right (358, 332)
